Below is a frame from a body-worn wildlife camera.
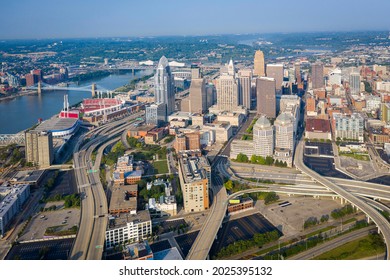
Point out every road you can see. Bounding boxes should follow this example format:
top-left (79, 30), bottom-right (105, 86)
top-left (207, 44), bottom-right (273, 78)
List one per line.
top-left (70, 112), bottom-right (144, 260)
top-left (294, 140), bottom-right (390, 260)
top-left (289, 226), bottom-right (377, 260)
top-left (186, 156), bottom-right (228, 260)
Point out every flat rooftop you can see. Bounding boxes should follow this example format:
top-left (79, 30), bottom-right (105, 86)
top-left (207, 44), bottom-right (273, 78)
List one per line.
top-left (10, 170), bottom-right (45, 184)
top-left (33, 117), bottom-right (78, 132)
top-left (0, 184), bottom-right (30, 218)
top-left (109, 185), bottom-right (138, 213)
top-left (153, 247), bottom-right (183, 260)
top-left (179, 153), bottom-right (210, 184)
top-left (108, 210), bottom-right (151, 230)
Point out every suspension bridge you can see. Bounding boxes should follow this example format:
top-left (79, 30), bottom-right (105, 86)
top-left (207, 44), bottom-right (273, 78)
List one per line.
top-left (26, 82), bottom-right (117, 97)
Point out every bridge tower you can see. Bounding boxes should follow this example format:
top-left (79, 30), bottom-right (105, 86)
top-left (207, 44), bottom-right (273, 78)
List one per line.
top-left (37, 81), bottom-right (42, 95)
top-left (91, 83), bottom-right (96, 98)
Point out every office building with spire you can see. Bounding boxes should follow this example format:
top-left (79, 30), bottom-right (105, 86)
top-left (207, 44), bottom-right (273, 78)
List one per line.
top-left (154, 56), bottom-right (175, 122)
top-left (216, 59), bottom-right (239, 112)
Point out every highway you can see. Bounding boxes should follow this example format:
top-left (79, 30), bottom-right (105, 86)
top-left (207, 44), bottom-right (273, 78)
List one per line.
top-left (294, 140), bottom-right (390, 260)
top-left (186, 156), bottom-right (228, 260)
top-left (70, 112), bottom-right (144, 260)
top-left (289, 226), bottom-right (377, 260)
top-left (233, 171), bottom-right (390, 201)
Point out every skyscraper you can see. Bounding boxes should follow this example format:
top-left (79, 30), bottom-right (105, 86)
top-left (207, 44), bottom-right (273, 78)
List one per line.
top-left (256, 77), bottom-right (276, 118)
top-left (154, 56), bottom-right (175, 121)
top-left (349, 72), bottom-right (361, 95)
top-left (238, 69), bottom-right (252, 109)
top-left (253, 116), bottom-right (274, 157)
top-left (295, 62), bottom-right (302, 84)
top-left (189, 65), bottom-right (207, 113)
top-left (254, 50), bottom-right (265, 77)
top-left (311, 62), bottom-right (324, 89)
top-left (216, 59), bottom-right (239, 112)
top-left (266, 64), bottom-right (284, 91)
top-left (274, 113), bottom-right (294, 152)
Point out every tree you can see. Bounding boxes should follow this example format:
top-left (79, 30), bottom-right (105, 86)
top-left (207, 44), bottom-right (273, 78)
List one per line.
top-left (224, 180), bottom-right (234, 191)
top-left (264, 192), bottom-right (279, 204)
top-left (127, 137), bottom-right (138, 148)
top-left (250, 154), bottom-right (257, 164)
top-left (257, 156), bottom-right (266, 165)
top-left (265, 156), bottom-right (274, 166)
top-left (236, 153), bottom-right (249, 163)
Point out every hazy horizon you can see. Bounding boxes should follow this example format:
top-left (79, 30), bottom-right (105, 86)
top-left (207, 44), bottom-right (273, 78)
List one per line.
top-left (1, 0), bottom-right (390, 40)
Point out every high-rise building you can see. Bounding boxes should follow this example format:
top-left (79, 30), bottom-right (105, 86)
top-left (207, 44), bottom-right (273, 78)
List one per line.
top-left (295, 62), bottom-right (302, 84)
top-left (189, 77), bottom-right (207, 113)
top-left (329, 68), bottom-right (342, 86)
top-left (174, 134), bottom-right (187, 152)
top-left (238, 69), bottom-right (252, 109)
top-left (174, 132), bottom-right (201, 152)
top-left (266, 64), bottom-right (284, 91)
top-left (25, 73), bottom-right (37, 87)
top-left (254, 50), bottom-right (265, 77)
top-left (206, 83), bottom-right (216, 109)
top-left (256, 77), bottom-right (276, 118)
top-left (186, 132), bottom-right (201, 150)
top-left (349, 72), bottom-right (361, 95)
top-left (216, 60), bottom-right (239, 112)
top-left (333, 113), bottom-right (364, 142)
top-left (177, 151), bottom-right (210, 213)
top-left (32, 69), bottom-right (43, 81)
top-left (311, 62), bottom-right (324, 89)
top-left (253, 116), bottom-right (274, 158)
top-left (381, 103), bottom-right (390, 124)
top-left (145, 103), bottom-right (165, 126)
top-left (25, 130), bottom-right (54, 168)
top-left (191, 64), bottom-right (201, 79)
top-left (154, 56), bottom-right (175, 122)
top-left (274, 112), bottom-right (294, 154)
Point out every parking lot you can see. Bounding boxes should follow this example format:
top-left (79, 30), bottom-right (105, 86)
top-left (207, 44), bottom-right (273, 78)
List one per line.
top-left (19, 205), bottom-right (80, 242)
top-left (46, 170), bottom-right (77, 199)
top-left (305, 142), bottom-right (333, 156)
top-left (6, 238), bottom-right (74, 260)
top-left (210, 213), bottom-right (279, 256)
top-left (304, 156), bottom-right (350, 179)
top-left (255, 195), bottom-right (343, 237)
top-left (174, 230), bottom-right (199, 258)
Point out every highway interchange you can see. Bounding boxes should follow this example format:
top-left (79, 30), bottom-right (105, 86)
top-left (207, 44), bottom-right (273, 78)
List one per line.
top-left (66, 107), bottom-right (390, 260)
top-left (70, 112), bottom-right (143, 260)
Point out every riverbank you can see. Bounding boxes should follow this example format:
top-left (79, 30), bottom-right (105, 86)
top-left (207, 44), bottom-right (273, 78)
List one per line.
top-left (0, 90), bottom-right (38, 103)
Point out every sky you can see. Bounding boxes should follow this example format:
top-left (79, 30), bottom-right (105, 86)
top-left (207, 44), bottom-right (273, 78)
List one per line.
top-left (1, 0), bottom-right (390, 39)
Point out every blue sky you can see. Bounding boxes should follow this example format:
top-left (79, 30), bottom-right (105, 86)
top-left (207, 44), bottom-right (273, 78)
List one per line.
top-left (1, 0), bottom-right (389, 39)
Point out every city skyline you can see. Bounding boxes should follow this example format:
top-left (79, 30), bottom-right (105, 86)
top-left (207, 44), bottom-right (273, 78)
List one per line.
top-left (1, 0), bottom-right (390, 39)
top-left (1, 0), bottom-right (390, 265)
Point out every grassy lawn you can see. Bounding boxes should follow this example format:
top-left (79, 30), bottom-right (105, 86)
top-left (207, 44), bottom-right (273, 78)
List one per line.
top-left (306, 226), bottom-right (336, 238)
top-left (313, 235), bottom-right (385, 260)
top-left (152, 160), bottom-right (169, 174)
top-left (246, 118), bottom-right (258, 134)
top-left (339, 152), bottom-right (370, 161)
top-left (241, 134), bottom-right (253, 140)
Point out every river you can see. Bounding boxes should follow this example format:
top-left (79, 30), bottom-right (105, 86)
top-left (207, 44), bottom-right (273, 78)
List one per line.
top-left (0, 70), bottom-right (153, 134)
